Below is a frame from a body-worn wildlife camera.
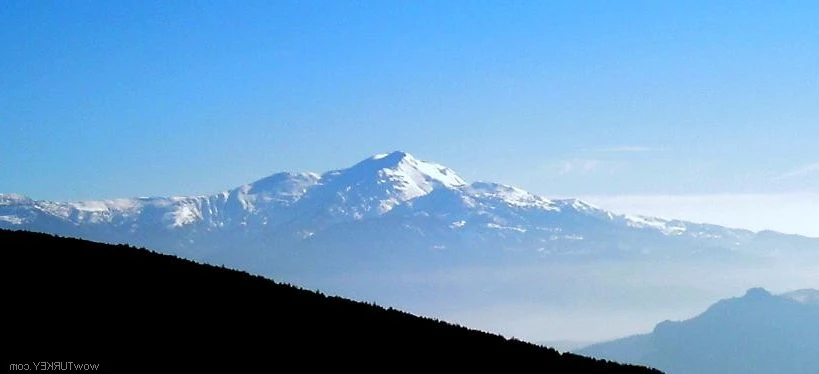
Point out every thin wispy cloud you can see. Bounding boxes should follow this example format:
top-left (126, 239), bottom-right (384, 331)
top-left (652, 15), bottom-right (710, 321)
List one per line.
top-left (558, 159), bottom-right (602, 175)
top-left (775, 162), bottom-right (819, 181)
top-left (556, 159), bottom-right (620, 176)
top-left (594, 146), bottom-right (662, 153)
top-left (549, 146), bottom-right (657, 177)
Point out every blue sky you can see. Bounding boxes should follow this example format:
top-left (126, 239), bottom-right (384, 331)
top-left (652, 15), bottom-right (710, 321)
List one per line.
top-left (2, 1), bottom-right (817, 233)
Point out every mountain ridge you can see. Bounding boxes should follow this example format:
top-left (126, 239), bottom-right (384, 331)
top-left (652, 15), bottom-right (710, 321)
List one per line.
top-left (577, 287), bottom-right (819, 374)
top-left (1, 151), bottom-right (817, 273)
top-left (0, 151), bottom-right (783, 235)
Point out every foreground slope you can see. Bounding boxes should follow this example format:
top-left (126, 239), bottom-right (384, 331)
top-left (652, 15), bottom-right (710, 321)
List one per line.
top-left (577, 288), bottom-right (819, 374)
top-left (3, 229), bottom-right (660, 373)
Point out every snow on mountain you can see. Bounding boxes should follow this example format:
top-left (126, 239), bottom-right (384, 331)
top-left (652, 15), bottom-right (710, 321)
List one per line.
top-left (781, 289), bottom-right (819, 305)
top-left (0, 193), bottom-right (33, 205)
top-left (1, 151), bottom-right (816, 264)
top-left (624, 215), bottom-right (687, 236)
top-left (255, 151), bottom-right (471, 230)
top-left (230, 172), bottom-right (321, 210)
top-left (468, 182), bottom-right (559, 210)
top-left (322, 151), bottom-right (465, 213)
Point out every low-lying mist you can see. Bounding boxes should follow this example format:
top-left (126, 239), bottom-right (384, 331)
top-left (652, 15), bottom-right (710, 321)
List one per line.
top-left (274, 254), bottom-right (819, 344)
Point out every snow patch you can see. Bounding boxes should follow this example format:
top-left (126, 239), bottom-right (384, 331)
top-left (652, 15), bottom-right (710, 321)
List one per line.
top-left (690, 231), bottom-right (723, 239)
top-left (164, 205), bottom-right (201, 228)
top-left (0, 215), bottom-right (25, 224)
top-left (0, 194), bottom-right (33, 205)
top-left (469, 182), bottom-right (559, 210)
top-left (69, 201), bottom-right (111, 212)
top-left (625, 215), bottom-right (687, 236)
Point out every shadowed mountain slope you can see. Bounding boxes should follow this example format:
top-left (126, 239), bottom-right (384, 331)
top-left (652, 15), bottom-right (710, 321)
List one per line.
top-left (577, 287), bottom-right (819, 374)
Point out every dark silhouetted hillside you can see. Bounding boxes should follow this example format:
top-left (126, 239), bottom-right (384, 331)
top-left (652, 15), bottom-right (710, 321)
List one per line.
top-left (3, 229), bottom-right (661, 373)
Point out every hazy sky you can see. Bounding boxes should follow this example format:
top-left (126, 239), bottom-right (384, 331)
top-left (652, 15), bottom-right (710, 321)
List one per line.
top-left (2, 1), bottom-right (817, 234)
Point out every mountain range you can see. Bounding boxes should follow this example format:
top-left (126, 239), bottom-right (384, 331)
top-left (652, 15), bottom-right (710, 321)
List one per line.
top-left (2, 150), bottom-right (817, 343)
top-left (577, 287), bottom-right (819, 374)
top-left (2, 151), bottom-right (816, 279)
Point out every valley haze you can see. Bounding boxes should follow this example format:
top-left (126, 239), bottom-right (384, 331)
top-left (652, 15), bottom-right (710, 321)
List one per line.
top-left (2, 151), bottom-right (817, 342)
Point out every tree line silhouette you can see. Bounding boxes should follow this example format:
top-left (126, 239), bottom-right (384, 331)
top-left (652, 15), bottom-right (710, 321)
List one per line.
top-left (3, 229), bottom-right (662, 373)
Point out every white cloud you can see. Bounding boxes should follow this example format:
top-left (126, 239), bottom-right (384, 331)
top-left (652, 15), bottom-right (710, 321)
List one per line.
top-left (556, 159), bottom-right (620, 175)
top-left (775, 162), bottom-right (819, 180)
top-left (593, 146), bottom-right (661, 153)
top-left (572, 193), bottom-right (819, 238)
top-left (558, 159), bottom-right (601, 175)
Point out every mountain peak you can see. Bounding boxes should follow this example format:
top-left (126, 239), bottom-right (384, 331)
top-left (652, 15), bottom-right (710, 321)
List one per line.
top-left (579, 287), bottom-right (819, 374)
top-left (289, 151), bottom-right (469, 220)
top-left (355, 151), bottom-right (423, 171)
top-left (351, 151), bottom-right (401, 169)
top-left (744, 287), bottom-right (773, 299)
top-left (348, 151), bottom-right (467, 189)
top-left (240, 171), bottom-right (322, 205)
top-left (370, 150), bottom-right (412, 162)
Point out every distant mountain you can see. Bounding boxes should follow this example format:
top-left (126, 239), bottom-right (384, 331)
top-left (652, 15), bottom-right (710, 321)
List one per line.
top-left (781, 289), bottom-right (819, 305)
top-left (3, 229), bottom-right (661, 373)
top-left (577, 287), bottom-right (819, 374)
top-left (1, 151), bottom-right (815, 281)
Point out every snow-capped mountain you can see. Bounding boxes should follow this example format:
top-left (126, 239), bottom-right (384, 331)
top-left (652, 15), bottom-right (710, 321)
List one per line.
top-left (1, 151), bottom-right (817, 275)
